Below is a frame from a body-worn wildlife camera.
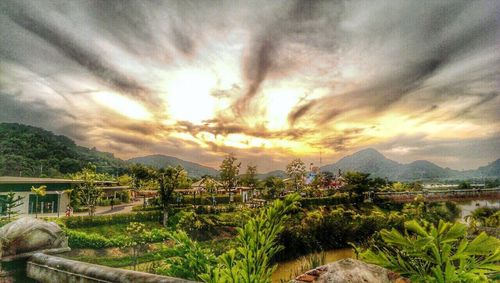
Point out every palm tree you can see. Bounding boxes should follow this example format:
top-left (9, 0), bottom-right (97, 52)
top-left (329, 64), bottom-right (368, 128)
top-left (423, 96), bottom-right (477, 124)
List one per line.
top-left (31, 185), bottom-right (47, 218)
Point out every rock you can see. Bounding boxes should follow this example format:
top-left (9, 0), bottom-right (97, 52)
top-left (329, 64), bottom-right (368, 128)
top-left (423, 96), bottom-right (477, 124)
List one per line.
top-left (0, 217), bottom-right (70, 261)
top-left (291, 258), bottom-right (409, 283)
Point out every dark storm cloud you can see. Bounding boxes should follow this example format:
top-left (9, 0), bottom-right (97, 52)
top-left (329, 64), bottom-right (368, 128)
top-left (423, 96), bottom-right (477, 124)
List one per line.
top-left (1, 2), bottom-right (156, 106)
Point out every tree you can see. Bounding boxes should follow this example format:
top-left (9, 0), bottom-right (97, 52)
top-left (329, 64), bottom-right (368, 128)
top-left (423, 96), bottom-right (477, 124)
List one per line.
top-left (1, 191), bottom-right (24, 220)
top-left (458, 181), bottom-right (472, 190)
top-left (361, 220), bottom-right (500, 282)
top-left (73, 165), bottom-right (103, 216)
top-left (286, 159), bottom-right (306, 191)
top-left (158, 166), bottom-right (189, 226)
top-left (241, 165), bottom-right (258, 188)
top-left (30, 185), bottom-right (46, 218)
top-left (264, 176), bottom-right (285, 199)
top-left (125, 222), bottom-right (149, 270)
top-left (343, 171), bottom-right (371, 202)
top-left (219, 155), bottom-right (241, 194)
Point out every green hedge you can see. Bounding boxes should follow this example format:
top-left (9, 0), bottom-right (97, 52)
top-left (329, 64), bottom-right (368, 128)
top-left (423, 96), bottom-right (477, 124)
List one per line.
top-left (66, 228), bottom-right (170, 248)
top-left (63, 211), bottom-right (161, 228)
top-left (170, 194), bottom-right (243, 205)
top-left (300, 194), bottom-right (351, 207)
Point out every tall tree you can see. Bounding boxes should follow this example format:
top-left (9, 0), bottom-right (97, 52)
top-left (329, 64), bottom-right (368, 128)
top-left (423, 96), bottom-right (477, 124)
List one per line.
top-left (158, 166), bottom-right (189, 226)
top-left (219, 155), bottom-right (241, 194)
top-left (343, 171), bottom-right (371, 202)
top-left (1, 191), bottom-right (24, 220)
top-left (286, 159), bottom-right (306, 191)
top-left (73, 164), bottom-right (103, 216)
top-left (241, 164), bottom-right (258, 188)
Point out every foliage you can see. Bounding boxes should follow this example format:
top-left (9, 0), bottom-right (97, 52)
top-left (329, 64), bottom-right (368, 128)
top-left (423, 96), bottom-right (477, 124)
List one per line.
top-left (157, 166), bottom-right (190, 226)
top-left (468, 207), bottom-right (500, 228)
top-left (402, 198), bottom-right (460, 224)
top-left (343, 171), bottom-right (371, 202)
top-left (72, 165), bottom-right (106, 216)
top-left (125, 222), bottom-right (149, 270)
top-left (263, 176), bottom-right (285, 199)
top-left (457, 181), bottom-right (472, 190)
top-left (30, 185), bottom-right (46, 218)
top-left (157, 230), bottom-right (217, 281)
top-left (361, 220), bottom-right (500, 282)
top-left (299, 193), bottom-right (351, 207)
top-left (241, 165), bottom-right (258, 188)
top-left (200, 194), bottom-right (301, 283)
top-left (0, 191), bottom-right (24, 219)
top-left (0, 122), bottom-right (126, 177)
top-left (62, 211), bottom-right (161, 228)
top-left (286, 159), bottom-right (306, 191)
top-left (219, 155), bottom-right (241, 192)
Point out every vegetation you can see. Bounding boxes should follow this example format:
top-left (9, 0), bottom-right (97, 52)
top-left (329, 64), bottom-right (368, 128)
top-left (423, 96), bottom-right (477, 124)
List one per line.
top-left (219, 154), bottom-right (241, 193)
top-left (30, 185), bottom-right (46, 218)
top-left (72, 165), bottom-right (103, 216)
top-left (361, 220), bottom-right (500, 282)
top-left (0, 122), bottom-right (126, 177)
top-left (286, 159), bottom-right (306, 191)
top-left (157, 166), bottom-right (190, 226)
top-left (0, 191), bottom-right (24, 219)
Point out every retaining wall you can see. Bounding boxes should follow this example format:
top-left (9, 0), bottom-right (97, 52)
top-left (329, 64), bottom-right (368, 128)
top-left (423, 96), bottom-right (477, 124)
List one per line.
top-left (27, 253), bottom-right (198, 283)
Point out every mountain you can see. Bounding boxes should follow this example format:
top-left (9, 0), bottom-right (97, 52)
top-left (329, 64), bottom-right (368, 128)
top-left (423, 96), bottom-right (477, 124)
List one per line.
top-left (320, 148), bottom-right (500, 181)
top-left (127, 155), bottom-right (218, 178)
top-left (256, 170), bottom-right (287, 180)
top-left (475, 159), bottom-right (500, 177)
top-left (0, 123), bottom-right (126, 177)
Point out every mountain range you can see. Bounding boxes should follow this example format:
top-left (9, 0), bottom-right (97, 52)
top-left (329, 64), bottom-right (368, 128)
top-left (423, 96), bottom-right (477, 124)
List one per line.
top-left (1, 122), bottom-right (498, 180)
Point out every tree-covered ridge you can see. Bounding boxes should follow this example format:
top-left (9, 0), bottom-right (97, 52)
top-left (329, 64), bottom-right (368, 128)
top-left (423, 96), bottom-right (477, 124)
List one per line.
top-left (0, 123), bottom-right (126, 177)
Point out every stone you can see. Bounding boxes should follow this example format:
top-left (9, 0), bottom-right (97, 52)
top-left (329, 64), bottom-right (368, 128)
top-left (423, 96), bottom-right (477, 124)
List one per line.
top-left (291, 258), bottom-right (409, 283)
top-left (0, 217), bottom-right (70, 261)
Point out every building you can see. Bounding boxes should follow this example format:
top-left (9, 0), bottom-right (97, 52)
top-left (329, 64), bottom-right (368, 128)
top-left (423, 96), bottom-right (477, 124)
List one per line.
top-left (0, 177), bottom-right (130, 216)
top-left (0, 176), bottom-right (80, 216)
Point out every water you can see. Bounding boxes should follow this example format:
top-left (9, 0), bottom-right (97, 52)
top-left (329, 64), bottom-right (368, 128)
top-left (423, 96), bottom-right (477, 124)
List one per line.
top-left (456, 200), bottom-right (500, 220)
top-left (271, 248), bottom-right (353, 283)
top-left (0, 260), bottom-right (37, 283)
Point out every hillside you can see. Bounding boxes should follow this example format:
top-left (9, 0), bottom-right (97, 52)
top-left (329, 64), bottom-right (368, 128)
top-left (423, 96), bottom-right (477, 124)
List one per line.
top-left (0, 123), bottom-right (126, 177)
top-left (256, 170), bottom-right (287, 180)
top-left (320, 148), bottom-right (499, 181)
top-left (127, 155), bottom-right (218, 178)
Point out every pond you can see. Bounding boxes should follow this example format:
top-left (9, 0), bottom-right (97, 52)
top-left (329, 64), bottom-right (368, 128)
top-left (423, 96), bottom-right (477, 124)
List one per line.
top-left (456, 199), bottom-right (500, 220)
top-left (271, 248), bottom-right (353, 283)
top-left (0, 259), bottom-right (38, 283)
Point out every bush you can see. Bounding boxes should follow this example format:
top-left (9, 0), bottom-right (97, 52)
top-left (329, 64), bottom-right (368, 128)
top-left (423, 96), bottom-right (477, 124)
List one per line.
top-left (65, 227), bottom-right (170, 249)
top-left (170, 194), bottom-right (243, 205)
top-left (63, 211), bottom-right (161, 228)
top-left (299, 193), bottom-right (351, 207)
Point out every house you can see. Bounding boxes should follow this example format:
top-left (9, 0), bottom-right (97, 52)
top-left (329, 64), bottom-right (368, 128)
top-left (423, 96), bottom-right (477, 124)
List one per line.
top-left (0, 176), bottom-right (130, 216)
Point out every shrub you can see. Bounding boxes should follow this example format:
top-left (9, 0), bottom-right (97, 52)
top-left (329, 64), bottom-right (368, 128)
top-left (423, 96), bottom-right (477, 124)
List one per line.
top-left (299, 193), bottom-right (351, 207)
top-left (361, 220), bottom-right (500, 282)
top-left (63, 211), bottom-right (161, 228)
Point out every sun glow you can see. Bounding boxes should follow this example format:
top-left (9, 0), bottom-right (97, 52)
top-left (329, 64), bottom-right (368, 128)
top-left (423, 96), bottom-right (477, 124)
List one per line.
top-left (92, 92), bottom-right (152, 120)
top-left (164, 69), bottom-right (218, 124)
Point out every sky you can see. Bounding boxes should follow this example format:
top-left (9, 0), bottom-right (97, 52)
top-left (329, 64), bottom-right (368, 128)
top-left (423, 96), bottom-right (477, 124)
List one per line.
top-left (0, 0), bottom-right (499, 172)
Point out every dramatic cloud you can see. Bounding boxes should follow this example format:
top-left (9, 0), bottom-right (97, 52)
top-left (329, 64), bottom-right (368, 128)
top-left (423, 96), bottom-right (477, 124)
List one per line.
top-left (0, 0), bottom-right (499, 171)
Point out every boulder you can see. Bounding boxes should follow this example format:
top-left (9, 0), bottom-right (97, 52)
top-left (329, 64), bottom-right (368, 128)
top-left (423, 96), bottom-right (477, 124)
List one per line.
top-left (0, 217), bottom-right (70, 261)
top-left (291, 258), bottom-right (410, 283)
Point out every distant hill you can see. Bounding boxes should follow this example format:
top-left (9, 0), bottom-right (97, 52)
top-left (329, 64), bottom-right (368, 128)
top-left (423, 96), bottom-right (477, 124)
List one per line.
top-left (0, 123), bottom-right (126, 177)
top-left (127, 155), bottom-right (218, 178)
top-left (256, 170), bottom-right (287, 180)
top-left (320, 148), bottom-right (500, 181)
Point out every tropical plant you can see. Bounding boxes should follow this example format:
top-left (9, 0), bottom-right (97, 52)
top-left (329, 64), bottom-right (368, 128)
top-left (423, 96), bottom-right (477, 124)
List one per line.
top-left (157, 230), bottom-right (217, 280)
top-left (361, 220), bottom-right (500, 282)
top-left (1, 191), bottom-right (24, 220)
top-left (30, 185), bottom-right (46, 218)
top-left (200, 194), bottom-right (301, 283)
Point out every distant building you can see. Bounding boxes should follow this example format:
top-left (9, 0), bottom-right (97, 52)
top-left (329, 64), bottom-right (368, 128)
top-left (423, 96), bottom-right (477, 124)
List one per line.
top-left (0, 176), bottom-right (129, 216)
